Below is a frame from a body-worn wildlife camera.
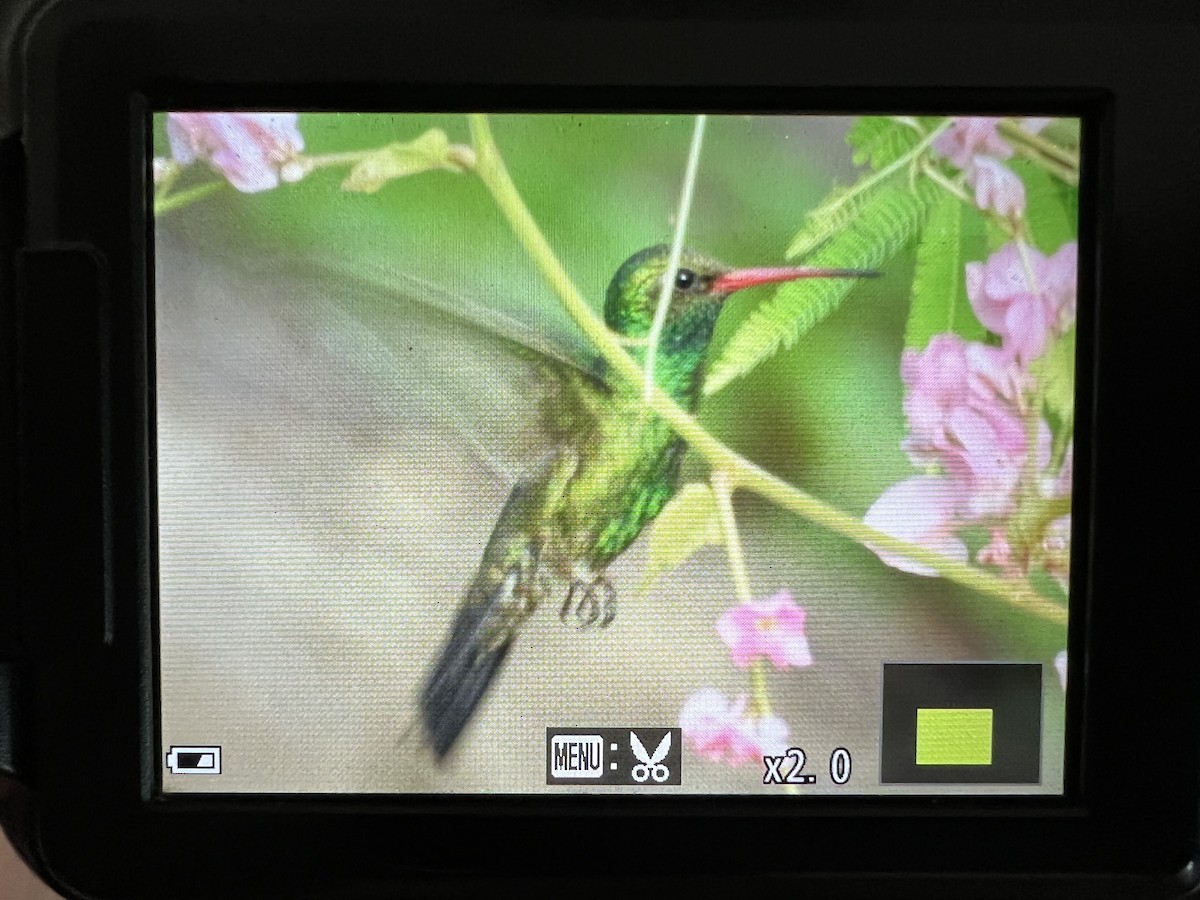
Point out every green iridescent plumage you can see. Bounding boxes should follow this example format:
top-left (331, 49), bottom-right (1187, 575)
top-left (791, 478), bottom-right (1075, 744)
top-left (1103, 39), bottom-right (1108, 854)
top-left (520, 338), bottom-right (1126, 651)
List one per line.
top-left (421, 244), bottom-right (874, 758)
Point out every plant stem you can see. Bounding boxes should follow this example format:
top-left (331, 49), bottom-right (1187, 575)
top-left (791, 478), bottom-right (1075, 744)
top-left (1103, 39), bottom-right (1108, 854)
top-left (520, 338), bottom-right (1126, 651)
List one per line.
top-left (153, 180), bottom-right (224, 216)
top-left (996, 120), bottom-right (1080, 185)
top-left (919, 163), bottom-right (973, 206)
top-left (712, 470), bottom-right (776, 715)
top-left (645, 115), bottom-right (707, 402)
top-left (712, 470), bottom-right (752, 604)
top-left (1015, 239), bottom-right (1042, 295)
top-left (467, 113), bottom-right (1067, 627)
top-left (919, 161), bottom-right (1026, 244)
top-left (300, 143), bottom-right (476, 175)
top-left (712, 469), bottom-right (794, 793)
top-left (301, 150), bottom-right (373, 168)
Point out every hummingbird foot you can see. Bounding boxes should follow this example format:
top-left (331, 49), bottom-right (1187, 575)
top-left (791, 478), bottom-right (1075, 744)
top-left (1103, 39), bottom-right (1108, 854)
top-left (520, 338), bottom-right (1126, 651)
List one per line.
top-left (560, 575), bottom-right (617, 628)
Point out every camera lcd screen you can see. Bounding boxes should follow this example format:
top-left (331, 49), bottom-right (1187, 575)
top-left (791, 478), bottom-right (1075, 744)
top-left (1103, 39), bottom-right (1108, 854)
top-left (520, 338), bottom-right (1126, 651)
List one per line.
top-left (152, 111), bottom-right (1078, 796)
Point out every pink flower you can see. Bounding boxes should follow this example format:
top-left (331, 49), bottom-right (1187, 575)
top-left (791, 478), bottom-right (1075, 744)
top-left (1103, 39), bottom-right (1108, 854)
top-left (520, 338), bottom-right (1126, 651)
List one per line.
top-left (965, 242), bottom-right (1078, 364)
top-left (977, 528), bottom-right (1015, 572)
top-left (1042, 242), bottom-right (1079, 330)
top-left (931, 118), bottom-right (1057, 217)
top-left (679, 689), bottom-right (790, 766)
top-left (717, 591), bottom-right (813, 669)
top-left (863, 476), bottom-right (969, 576)
top-left (972, 156), bottom-right (1026, 217)
top-left (167, 112), bottom-right (305, 193)
top-left (900, 334), bottom-right (1032, 518)
top-left (933, 117), bottom-right (1013, 170)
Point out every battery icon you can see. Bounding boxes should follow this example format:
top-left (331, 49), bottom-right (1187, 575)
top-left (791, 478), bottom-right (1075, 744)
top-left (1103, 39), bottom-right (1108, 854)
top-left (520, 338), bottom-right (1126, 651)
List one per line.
top-left (165, 745), bottom-right (222, 775)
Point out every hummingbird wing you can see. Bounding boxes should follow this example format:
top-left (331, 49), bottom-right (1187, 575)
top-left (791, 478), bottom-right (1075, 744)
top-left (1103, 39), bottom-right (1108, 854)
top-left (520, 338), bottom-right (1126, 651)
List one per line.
top-left (279, 253), bottom-right (610, 486)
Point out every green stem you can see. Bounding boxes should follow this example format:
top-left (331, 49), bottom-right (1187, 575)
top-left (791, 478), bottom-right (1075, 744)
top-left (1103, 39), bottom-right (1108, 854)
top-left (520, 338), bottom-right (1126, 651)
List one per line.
top-left (712, 471), bottom-right (774, 714)
top-left (996, 120), bottom-right (1080, 185)
top-left (644, 115), bottom-right (707, 402)
top-left (711, 470), bottom-right (753, 604)
top-left (153, 180), bottom-right (224, 216)
top-left (1015, 239), bottom-right (1042, 295)
top-left (1009, 145), bottom-right (1078, 186)
top-left (919, 163), bottom-right (973, 206)
top-left (712, 469), bottom-right (793, 793)
top-left (467, 114), bottom-right (1067, 627)
top-left (299, 143), bottom-right (476, 175)
top-left (301, 149), bottom-right (373, 169)
top-left (920, 161), bottom-right (1024, 243)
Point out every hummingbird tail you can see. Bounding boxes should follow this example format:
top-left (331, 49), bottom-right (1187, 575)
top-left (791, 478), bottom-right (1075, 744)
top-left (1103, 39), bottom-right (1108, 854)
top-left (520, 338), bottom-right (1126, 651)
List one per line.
top-left (421, 478), bottom-right (545, 760)
top-left (420, 584), bottom-right (514, 760)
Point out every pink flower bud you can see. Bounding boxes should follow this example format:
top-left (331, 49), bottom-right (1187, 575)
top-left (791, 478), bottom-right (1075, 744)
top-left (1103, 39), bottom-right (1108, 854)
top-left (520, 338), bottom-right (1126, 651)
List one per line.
top-left (716, 591), bottom-right (813, 670)
top-left (167, 112), bottom-right (305, 193)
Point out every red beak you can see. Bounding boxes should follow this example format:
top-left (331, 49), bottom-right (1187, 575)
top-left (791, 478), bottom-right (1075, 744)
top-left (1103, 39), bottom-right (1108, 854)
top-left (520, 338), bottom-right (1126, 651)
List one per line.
top-left (712, 266), bottom-right (880, 295)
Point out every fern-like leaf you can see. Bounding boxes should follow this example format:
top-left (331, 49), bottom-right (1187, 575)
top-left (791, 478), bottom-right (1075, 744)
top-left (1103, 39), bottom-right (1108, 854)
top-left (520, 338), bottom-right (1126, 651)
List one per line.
top-left (847, 117), bottom-right (926, 171)
top-left (787, 177), bottom-right (905, 260)
top-left (905, 193), bottom-right (987, 349)
top-left (706, 177), bottom-right (942, 395)
top-left (789, 117), bottom-right (949, 259)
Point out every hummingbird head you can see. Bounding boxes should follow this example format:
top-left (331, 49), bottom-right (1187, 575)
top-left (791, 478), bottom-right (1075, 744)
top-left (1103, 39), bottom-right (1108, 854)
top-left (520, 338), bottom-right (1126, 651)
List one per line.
top-left (604, 244), bottom-right (878, 348)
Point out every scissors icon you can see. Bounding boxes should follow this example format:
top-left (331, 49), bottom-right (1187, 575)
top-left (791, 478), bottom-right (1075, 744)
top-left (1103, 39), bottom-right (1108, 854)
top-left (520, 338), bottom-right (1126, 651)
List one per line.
top-left (630, 731), bottom-right (671, 783)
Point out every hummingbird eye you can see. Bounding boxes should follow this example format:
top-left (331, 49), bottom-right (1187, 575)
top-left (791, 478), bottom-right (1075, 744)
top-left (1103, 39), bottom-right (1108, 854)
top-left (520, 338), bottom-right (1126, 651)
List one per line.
top-left (674, 268), bottom-right (698, 291)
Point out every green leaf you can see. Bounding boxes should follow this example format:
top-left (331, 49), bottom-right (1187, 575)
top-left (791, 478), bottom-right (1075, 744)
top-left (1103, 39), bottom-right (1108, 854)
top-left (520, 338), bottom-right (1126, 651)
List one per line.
top-left (1009, 159), bottom-right (1076, 254)
top-left (1031, 328), bottom-right (1076, 470)
top-left (847, 117), bottom-right (926, 171)
top-left (707, 177), bottom-right (942, 395)
top-left (340, 129), bottom-right (463, 193)
top-left (984, 217), bottom-right (1010, 252)
top-left (787, 116), bottom-right (949, 259)
top-left (1031, 328), bottom-right (1076, 426)
top-left (1056, 180), bottom-right (1079, 236)
top-left (641, 482), bottom-right (721, 590)
top-left (905, 194), bottom-right (987, 349)
top-left (1028, 566), bottom-right (1069, 605)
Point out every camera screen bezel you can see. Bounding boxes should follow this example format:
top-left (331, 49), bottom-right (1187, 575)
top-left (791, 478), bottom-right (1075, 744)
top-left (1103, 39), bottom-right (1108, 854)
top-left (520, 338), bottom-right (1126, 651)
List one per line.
top-left (9, 0), bottom-right (1199, 895)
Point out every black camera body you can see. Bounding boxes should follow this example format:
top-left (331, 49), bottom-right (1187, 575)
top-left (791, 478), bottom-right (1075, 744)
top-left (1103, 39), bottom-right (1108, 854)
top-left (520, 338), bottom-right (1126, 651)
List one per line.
top-left (2, 0), bottom-right (1199, 897)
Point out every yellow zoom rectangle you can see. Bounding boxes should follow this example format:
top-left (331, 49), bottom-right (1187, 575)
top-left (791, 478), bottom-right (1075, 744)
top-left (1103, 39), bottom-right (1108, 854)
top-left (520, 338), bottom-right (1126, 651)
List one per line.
top-left (915, 708), bottom-right (994, 766)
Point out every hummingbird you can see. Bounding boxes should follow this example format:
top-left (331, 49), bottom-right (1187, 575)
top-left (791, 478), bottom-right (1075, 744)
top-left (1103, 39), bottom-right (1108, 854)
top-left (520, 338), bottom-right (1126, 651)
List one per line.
top-left (421, 244), bottom-right (877, 758)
